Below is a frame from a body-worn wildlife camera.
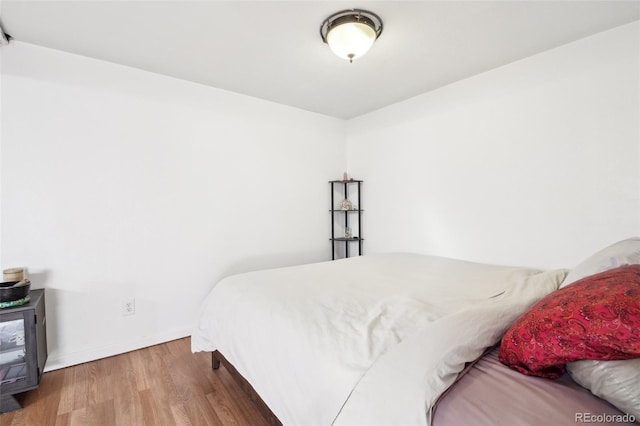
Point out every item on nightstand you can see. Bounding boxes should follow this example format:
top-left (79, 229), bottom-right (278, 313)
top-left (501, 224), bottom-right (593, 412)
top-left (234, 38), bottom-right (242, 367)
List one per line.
top-left (341, 199), bottom-right (352, 210)
top-left (0, 279), bottom-right (31, 304)
top-left (0, 295), bottom-right (30, 309)
top-left (3, 268), bottom-right (24, 282)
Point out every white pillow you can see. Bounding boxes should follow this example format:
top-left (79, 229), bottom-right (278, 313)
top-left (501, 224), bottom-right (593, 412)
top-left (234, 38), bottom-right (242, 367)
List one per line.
top-left (563, 237), bottom-right (640, 418)
top-left (561, 237), bottom-right (640, 288)
top-left (568, 359), bottom-right (640, 418)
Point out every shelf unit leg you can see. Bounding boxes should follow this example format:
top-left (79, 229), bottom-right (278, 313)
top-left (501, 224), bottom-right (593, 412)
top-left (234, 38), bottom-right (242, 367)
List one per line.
top-left (0, 394), bottom-right (23, 413)
top-left (357, 181), bottom-right (362, 256)
top-left (344, 182), bottom-right (349, 258)
top-left (330, 182), bottom-right (335, 260)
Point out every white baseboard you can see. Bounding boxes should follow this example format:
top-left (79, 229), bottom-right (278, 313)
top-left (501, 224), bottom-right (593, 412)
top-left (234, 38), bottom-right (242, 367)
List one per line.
top-left (43, 326), bottom-right (193, 372)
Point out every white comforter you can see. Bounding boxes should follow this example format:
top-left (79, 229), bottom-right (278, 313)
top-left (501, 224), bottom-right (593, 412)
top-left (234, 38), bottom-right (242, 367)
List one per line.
top-left (192, 253), bottom-right (566, 425)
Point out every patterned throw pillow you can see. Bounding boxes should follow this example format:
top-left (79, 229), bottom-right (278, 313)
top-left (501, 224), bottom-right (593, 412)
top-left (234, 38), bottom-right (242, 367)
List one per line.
top-left (499, 264), bottom-right (640, 378)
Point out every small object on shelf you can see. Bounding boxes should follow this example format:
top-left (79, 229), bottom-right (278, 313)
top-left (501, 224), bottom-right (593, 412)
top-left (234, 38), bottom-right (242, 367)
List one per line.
top-left (0, 279), bottom-right (31, 304)
top-left (0, 295), bottom-right (30, 309)
top-left (3, 268), bottom-right (24, 282)
top-left (343, 171), bottom-right (349, 181)
top-left (345, 227), bottom-right (352, 238)
top-left (340, 199), bottom-right (352, 210)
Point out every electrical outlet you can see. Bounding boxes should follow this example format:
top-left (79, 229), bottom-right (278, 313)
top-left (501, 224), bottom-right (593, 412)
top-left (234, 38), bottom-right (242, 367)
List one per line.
top-left (122, 298), bottom-right (135, 316)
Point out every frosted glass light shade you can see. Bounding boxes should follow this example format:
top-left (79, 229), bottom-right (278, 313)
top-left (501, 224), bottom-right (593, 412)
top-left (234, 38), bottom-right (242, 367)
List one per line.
top-left (320, 9), bottom-right (383, 63)
top-left (326, 22), bottom-right (376, 62)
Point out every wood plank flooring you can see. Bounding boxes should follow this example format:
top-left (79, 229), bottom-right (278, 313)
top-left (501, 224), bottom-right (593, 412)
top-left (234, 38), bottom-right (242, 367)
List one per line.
top-left (0, 338), bottom-right (271, 425)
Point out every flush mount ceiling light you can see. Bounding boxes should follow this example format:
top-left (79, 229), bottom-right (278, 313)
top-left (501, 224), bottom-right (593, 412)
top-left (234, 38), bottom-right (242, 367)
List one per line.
top-left (320, 9), bottom-right (383, 63)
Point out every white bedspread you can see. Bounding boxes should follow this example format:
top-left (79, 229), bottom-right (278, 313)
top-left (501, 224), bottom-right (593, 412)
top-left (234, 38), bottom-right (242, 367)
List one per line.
top-left (192, 253), bottom-right (567, 425)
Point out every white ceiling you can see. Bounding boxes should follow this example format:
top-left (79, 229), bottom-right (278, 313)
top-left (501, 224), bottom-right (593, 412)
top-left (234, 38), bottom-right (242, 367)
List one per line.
top-left (1, 1), bottom-right (639, 119)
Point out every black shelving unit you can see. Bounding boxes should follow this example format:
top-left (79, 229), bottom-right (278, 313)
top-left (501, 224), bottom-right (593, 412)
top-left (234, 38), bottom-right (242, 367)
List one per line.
top-left (329, 179), bottom-right (363, 260)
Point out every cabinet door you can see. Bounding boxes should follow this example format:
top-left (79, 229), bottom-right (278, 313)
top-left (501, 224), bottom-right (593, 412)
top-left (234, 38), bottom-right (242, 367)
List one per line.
top-left (0, 309), bottom-right (39, 395)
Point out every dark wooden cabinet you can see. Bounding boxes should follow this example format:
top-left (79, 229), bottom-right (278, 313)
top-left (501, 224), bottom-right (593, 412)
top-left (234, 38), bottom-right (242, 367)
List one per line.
top-left (0, 289), bottom-right (47, 413)
top-left (329, 179), bottom-right (363, 260)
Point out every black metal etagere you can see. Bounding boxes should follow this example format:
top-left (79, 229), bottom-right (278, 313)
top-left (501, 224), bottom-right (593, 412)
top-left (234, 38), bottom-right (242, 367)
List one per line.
top-left (329, 179), bottom-right (363, 260)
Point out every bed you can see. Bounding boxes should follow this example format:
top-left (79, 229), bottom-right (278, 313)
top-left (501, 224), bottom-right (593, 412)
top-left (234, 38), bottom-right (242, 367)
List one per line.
top-left (192, 240), bottom-right (640, 425)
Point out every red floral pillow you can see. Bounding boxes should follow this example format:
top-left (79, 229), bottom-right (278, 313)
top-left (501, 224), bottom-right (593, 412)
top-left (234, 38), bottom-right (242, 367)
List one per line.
top-left (499, 264), bottom-right (640, 378)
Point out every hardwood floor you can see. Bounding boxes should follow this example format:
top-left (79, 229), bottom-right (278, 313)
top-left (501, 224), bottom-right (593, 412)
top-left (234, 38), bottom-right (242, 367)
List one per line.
top-left (1, 338), bottom-right (271, 425)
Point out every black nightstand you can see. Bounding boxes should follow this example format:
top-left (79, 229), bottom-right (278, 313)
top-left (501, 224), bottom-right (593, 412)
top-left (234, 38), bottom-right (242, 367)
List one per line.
top-left (0, 289), bottom-right (47, 413)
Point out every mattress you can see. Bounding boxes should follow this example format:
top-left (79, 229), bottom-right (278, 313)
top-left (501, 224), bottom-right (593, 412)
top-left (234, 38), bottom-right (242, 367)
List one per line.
top-left (433, 347), bottom-right (638, 426)
top-left (192, 253), bottom-right (567, 425)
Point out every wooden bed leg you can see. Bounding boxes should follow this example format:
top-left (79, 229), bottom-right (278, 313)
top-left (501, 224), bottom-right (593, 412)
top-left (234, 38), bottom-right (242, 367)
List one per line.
top-left (212, 350), bottom-right (282, 425)
top-left (212, 351), bottom-right (221, 370)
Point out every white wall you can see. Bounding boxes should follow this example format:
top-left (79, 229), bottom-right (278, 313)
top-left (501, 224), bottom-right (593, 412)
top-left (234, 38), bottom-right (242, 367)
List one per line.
top-left (2, 21), bottom-right (639, 370)
top-left (347, 22), bottom-right (640, 270)
top-left (0, 42), bottom-right (346, 369)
